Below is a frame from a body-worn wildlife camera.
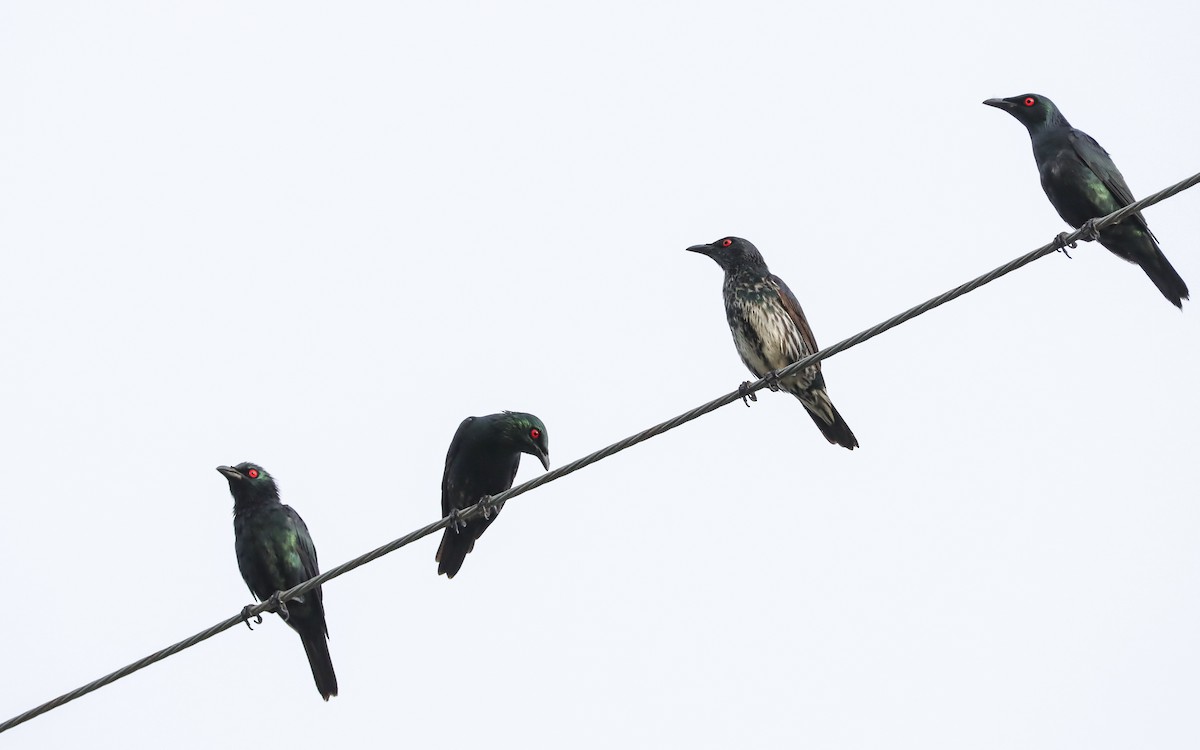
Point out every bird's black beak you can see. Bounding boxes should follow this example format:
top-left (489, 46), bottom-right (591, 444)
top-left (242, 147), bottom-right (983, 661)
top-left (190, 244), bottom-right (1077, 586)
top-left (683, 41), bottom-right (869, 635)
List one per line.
top-left (686, 243), bottom-right (713, 256)
top-left (216, 465), bottom-right (242, 481)
top-left (983, 98), bottom-right (1016, 111)
top-left (531, 447), bottom-right (550, 471)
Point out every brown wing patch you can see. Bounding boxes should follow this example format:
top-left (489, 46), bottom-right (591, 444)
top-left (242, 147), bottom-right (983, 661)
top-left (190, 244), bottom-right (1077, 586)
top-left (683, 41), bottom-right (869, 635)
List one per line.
top-left (766, 274), bottom-right (821, 372)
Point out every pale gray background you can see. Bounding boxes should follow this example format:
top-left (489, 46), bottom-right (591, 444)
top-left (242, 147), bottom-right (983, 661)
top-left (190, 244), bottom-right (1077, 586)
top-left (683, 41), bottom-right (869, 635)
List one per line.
top-left (1, 2), bottom-right (1197, 748)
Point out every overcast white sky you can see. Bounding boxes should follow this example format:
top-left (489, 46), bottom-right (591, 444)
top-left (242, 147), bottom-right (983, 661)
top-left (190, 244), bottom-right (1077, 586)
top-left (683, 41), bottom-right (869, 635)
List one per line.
top-left (2, 2), bottom-right (1198, 748)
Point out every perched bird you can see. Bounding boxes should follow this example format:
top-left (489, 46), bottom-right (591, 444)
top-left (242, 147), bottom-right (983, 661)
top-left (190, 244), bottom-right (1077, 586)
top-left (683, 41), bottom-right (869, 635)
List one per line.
top-left (687, 237), bottom-right (858, 449)
top-left (217, 462), bottom-right (338, 700)
top-left (984, 93), bottom-right (1189, 308)
top-left (437, 412), bottom-right (550, 578)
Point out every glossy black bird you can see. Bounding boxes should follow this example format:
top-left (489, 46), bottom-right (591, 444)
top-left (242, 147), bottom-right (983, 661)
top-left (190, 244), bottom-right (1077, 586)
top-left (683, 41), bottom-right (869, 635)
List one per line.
top-left (217, 462), bottom-right (337, 700)
top-left (437, 412), bottom-right (550, 578)
top-left (687, 237), bottom-right (858, 449)
top-left (984, 93), bottom-right (1189, 308)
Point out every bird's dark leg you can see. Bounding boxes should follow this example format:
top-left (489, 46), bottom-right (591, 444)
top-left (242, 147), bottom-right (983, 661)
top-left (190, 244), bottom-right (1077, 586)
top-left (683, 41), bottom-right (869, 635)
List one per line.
top-left (478, 495), bottom-right (494, 521)
top-left (447, 507), bottom-right (466, 534)
top-left (241, 605), bottom-right (263, 631)
top-left (1056, 219), bottom-right (1103, 258)
top-left (1054, 232), bottom-right (1075, 258)
top-left (1079, 218), bottom-right (1102, 242)
top-left (266, 591), bottom-right (290, 622)
top-left (764, 370), bottom-right (782, 392)
top-left (738, 381), bottom-right (758, 407)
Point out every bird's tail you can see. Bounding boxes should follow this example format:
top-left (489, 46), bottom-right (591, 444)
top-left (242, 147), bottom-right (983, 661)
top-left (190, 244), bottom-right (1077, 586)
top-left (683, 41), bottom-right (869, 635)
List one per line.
top-left (298, 625), bottom-right (338, 700)
top-left (792, 386), bottom-right (859, 449)
top-left (1141, 249), bottom-right (1190, 309)
top-left (436, 527), bottom-right (476, 579)
top-left (1100, 226), bottom-right (1189, 308)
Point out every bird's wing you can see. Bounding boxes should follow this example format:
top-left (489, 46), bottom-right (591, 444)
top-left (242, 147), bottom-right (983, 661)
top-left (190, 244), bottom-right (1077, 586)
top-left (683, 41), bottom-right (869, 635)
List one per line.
top-left (284, 505), bottom-right (325, 613)
top-left (441, 416), bottom-right (476, 516)
top-left (1067, 129), bottom-right (1155, 236)
top-left (767, 274), bottom-right (821, 368)
top-left (285, 506), bottom-right (321, 582)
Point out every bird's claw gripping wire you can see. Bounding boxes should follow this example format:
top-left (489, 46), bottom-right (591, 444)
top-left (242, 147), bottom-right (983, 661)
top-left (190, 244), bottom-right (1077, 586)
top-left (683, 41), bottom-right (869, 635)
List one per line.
top-left (447, 507), bottom-right (466, 534)
top-left (1056, 218), bottom-right (1103, 257)
top-left (240, 605), bottom-right (263, 631)
top-left (478, 495), bottom-right (495, 521)
top-left (738, 381), bottom-right (758, 407)
top-left (265, 592), bottom-right (290, 622)
top-left (1054, 232), bottom-right (1075, 258)
top-left (764, 370), bottom-right (783, 392)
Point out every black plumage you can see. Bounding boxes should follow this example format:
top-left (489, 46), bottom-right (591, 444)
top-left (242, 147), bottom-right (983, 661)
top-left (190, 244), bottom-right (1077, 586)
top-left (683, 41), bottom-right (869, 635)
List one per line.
top-left (687, 237), bottom-right (858, 449)
top-left (436, 412), bottom-right (550, 578)
top-left (985, 93), bottom-right (1188, 308)
top-left (217, 462), bottom-right (337, 700)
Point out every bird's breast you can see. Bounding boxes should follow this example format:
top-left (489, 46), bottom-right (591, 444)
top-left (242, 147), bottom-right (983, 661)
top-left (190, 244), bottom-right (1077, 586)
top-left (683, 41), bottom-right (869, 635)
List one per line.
top-left (724, 280), bottom-right (805, 375)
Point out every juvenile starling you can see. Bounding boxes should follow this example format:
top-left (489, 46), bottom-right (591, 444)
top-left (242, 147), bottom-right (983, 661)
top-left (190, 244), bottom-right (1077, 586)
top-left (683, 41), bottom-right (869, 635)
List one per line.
top-left (985, 93), bottom-right (1188, 308)
top-left (217, 462), bottom-right (337, 700)
top-left (437, 412), bottom-right (550, 578)
top-left (688, 236), bottom-right (858, 449)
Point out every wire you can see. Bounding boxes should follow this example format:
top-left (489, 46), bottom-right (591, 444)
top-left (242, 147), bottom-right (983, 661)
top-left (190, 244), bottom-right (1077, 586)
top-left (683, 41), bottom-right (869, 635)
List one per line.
top-left (2, 168), bottom-right (1197, 735)
top-left (473, 167), bottom-right (1200, 511)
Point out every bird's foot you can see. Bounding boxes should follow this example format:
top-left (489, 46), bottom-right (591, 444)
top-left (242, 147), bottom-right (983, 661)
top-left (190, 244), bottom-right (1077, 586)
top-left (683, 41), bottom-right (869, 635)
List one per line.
top-left (240, 604), bottom-right (263, 631)
top-left (478, 495), bottom-right (495, 521)
top-left (1079, 218), bottom-right (1102, 243)
top-left (1056, 220), bottom-right (1101, 257)
top-left (1054, 232), bottom-right (1075, 258)
top-left (764, 370), bottom-right (782, 392)
top-left (738, 381), bottom-right (758, 407)
top-left (266, 591), bottom-right (290, 622)
top-left (447, 507), bottom-right (466, 534)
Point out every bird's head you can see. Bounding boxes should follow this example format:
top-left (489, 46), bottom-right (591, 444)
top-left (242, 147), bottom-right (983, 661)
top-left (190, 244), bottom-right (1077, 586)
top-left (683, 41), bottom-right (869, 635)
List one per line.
top-left (216, 462), bottom-right (280, 504)
top-left (686, 236), bottom-right (768, 274)
top-left (500, 411), bottom-right (550, 470)
top-left (983, 93), bottom-right (1069, 132)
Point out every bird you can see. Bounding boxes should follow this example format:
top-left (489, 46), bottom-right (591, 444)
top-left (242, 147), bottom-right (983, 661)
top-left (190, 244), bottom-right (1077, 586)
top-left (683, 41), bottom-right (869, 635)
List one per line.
top-left (436, 412), bottom-right (550, 578)
top-left (984, 93), bottom-right (1188, 308)
top-left (217, 462), bottom-right (338, 700)
top-left (687, 236), bottom-right (858, 449)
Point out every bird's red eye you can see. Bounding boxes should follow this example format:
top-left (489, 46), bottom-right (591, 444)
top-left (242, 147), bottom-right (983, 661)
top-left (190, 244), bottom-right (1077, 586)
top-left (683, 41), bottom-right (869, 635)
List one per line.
top-left (1023, 97), bottom-right (1035, 107)
top-left (247, 469), bottom-right (259, 479)
top-left (530, 428), bottom-right (540, 440)
top-left (721, 239), bottom-right (733, 248)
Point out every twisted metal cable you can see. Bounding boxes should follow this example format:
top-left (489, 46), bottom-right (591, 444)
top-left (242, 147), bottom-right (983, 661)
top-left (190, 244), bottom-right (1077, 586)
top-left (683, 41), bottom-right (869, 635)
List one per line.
top-left (0, 517), bottom-right (455, 734)
top-left (480, 168), bottom-right (1200, 510)
top-left (2, 168), bottom-right (1197, 736)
